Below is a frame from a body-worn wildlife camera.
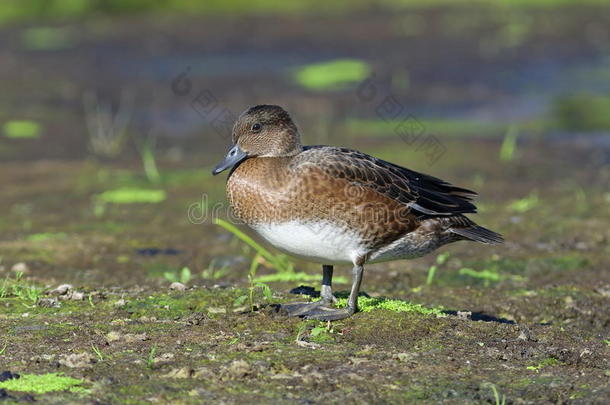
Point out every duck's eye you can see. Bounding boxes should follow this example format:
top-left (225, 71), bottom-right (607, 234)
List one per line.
top-left (251, 123), bottom-right (262, 133)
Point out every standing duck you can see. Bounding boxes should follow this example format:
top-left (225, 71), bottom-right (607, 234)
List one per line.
top-left (213, 105), bottom-right (503, 320)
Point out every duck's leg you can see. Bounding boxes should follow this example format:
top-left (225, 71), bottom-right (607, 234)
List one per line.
top-left (298, 260), bottom-right (364, 321)
top-left (279, 265), bottom-right (337, 316)
top-left (320, 264), bottom-right (338, 304)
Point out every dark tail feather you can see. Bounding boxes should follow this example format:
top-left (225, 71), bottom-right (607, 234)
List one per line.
top-left (451, 225), bottom-right (504, 245)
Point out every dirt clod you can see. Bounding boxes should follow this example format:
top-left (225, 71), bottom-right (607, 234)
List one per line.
top-left (225, 360), bottom-right (252, 379)
top-left (59, 352), bottom-right (96, 368)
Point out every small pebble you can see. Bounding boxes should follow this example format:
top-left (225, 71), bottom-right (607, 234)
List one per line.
top-left (193, 367), bottom-right (214, 379)
top-left (162, 367), bottom-right (192, 379)
top-left (58, 353), bottom-right (95, 368)
top-left (49, 284), bottom-right (72, 295)
top-left (153, 353), bottom-right (175, 366)
top-left (11, 262), bottom-right (29, 274)
top-left (70, 291), bottom-right (85, 301)
top-left (227, 360), bottom-right (251, 378)
top-left (37, 298), bottom-right (60, 308)
top-left (169, 282), bottom-right (186, 291)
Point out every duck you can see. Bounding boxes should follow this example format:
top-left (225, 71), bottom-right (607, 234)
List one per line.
top-left (212, 104), bottom-right (503, 320)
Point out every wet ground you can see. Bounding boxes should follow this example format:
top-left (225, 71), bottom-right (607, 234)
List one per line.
top-left (1, 3), bottom-right (609, 404)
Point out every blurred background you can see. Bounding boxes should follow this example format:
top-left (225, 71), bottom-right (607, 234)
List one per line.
top-left (0, 0), bottom-right (608, 300)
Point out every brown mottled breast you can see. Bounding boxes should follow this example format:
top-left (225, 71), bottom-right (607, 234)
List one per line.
top-left (226, 157), bottom-right (293, 225)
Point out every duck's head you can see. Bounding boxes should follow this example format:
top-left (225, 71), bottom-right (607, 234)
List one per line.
top-left (212, 105), bottom-right (302, 175)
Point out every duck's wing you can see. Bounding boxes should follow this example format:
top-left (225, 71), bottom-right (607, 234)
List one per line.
top-left (297, 146), bottom-right (478, 217)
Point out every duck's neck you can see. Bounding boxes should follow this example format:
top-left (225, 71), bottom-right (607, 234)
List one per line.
top-left (228, 156), bottom-right (293, 188)
top-left (226, 156), bottom-right (294, 224)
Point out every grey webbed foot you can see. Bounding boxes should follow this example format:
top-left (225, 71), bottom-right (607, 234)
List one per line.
top-left (297, 305), bottom-right (354, 321)
top-left (278, 300), bottom-right (327, 317)
top-left (298, 260), bottom-right (363, 321)
top-left (281, 262), bottom-right (363, 321)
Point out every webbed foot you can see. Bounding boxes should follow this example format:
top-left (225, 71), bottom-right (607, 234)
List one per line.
top-left (278, 301), bottom-right (327, 317)
top-left (298, 305), bottom-right (354, 321)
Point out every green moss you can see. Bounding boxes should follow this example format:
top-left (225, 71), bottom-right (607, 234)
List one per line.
top-left (293, 59), bottom-right (371, 91)
top-left (125, 294), bottom-right (198, 319)
top-left (308, 324), bottom-right (337, 343)
top-left (448, 254), bottom-right (589, 289)
top-left (123, 289), bottom-right (240, 319)
top-left (95, 188), bottom-right (166, 204)
top-left (507, 192), bottom-right (540, 213)
top-left (458, 268), bottom-right (501, 282)
top-left (527, 357), bottom-right (561, 372)
top-left (456, 267), bottom-right (524, 287)
top-left (335, 296), bottom-right (445, 316)
top-left (0, 372), bottom-right (84, 394)
top-left (2, 120), bottom-right (41, 139)
top-left (513, 377), bottom-right (534, 388)
top-left (25, 232), bottom-right (68, 242)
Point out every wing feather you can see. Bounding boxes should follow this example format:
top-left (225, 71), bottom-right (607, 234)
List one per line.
top-left (297, 146), bottom-right (478, 217)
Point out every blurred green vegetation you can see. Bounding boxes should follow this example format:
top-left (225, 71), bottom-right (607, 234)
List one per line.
top-left (0, 0), bottom-right (606, 25)
top-left (2, 120), bottom-right (41, 139)
top-left (21, 26), bottom-right (75, 50)
top-left (552, 94), bottom-right (610, 132)
top-left (293, 59), bottom-right (371, 91)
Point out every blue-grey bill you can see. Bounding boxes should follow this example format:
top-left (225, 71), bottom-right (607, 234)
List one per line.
top-left (212, 144), bottom-right (248, 175)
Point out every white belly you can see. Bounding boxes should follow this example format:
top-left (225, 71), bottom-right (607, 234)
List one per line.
top-left (251, 221), bottom-right (367, 265)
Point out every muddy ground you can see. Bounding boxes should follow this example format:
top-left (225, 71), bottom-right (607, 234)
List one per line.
top-left (1, 137), bottom-right (608, 404)
top-left (1, 2), bottom-right (609, 404)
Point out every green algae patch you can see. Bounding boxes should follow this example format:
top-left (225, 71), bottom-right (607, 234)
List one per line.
top-left (336, 296), bottom-right (445, 316)
top-left (124, 293), bottom-right (201, 319)
top-left (122, 289), bottom-right (237, 319)
top-left (95, 188), bottom-right (166, 204)
top-left (507, 192), bottom-right (540, 213)
top-left (527, 358), bottom-right (561, 372)
top-left (456, 267), bottom-right (527, 286)
top-left (0, 373), bottom-right (84, 394)
top-left (293, 59), bottom-right (371, 91)
top-left (26, 232), bottom-right (68, 242)
top-left (2, 120), bottom-right (41, 139)
top-left (458, 268), bottom-right (502, 282)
